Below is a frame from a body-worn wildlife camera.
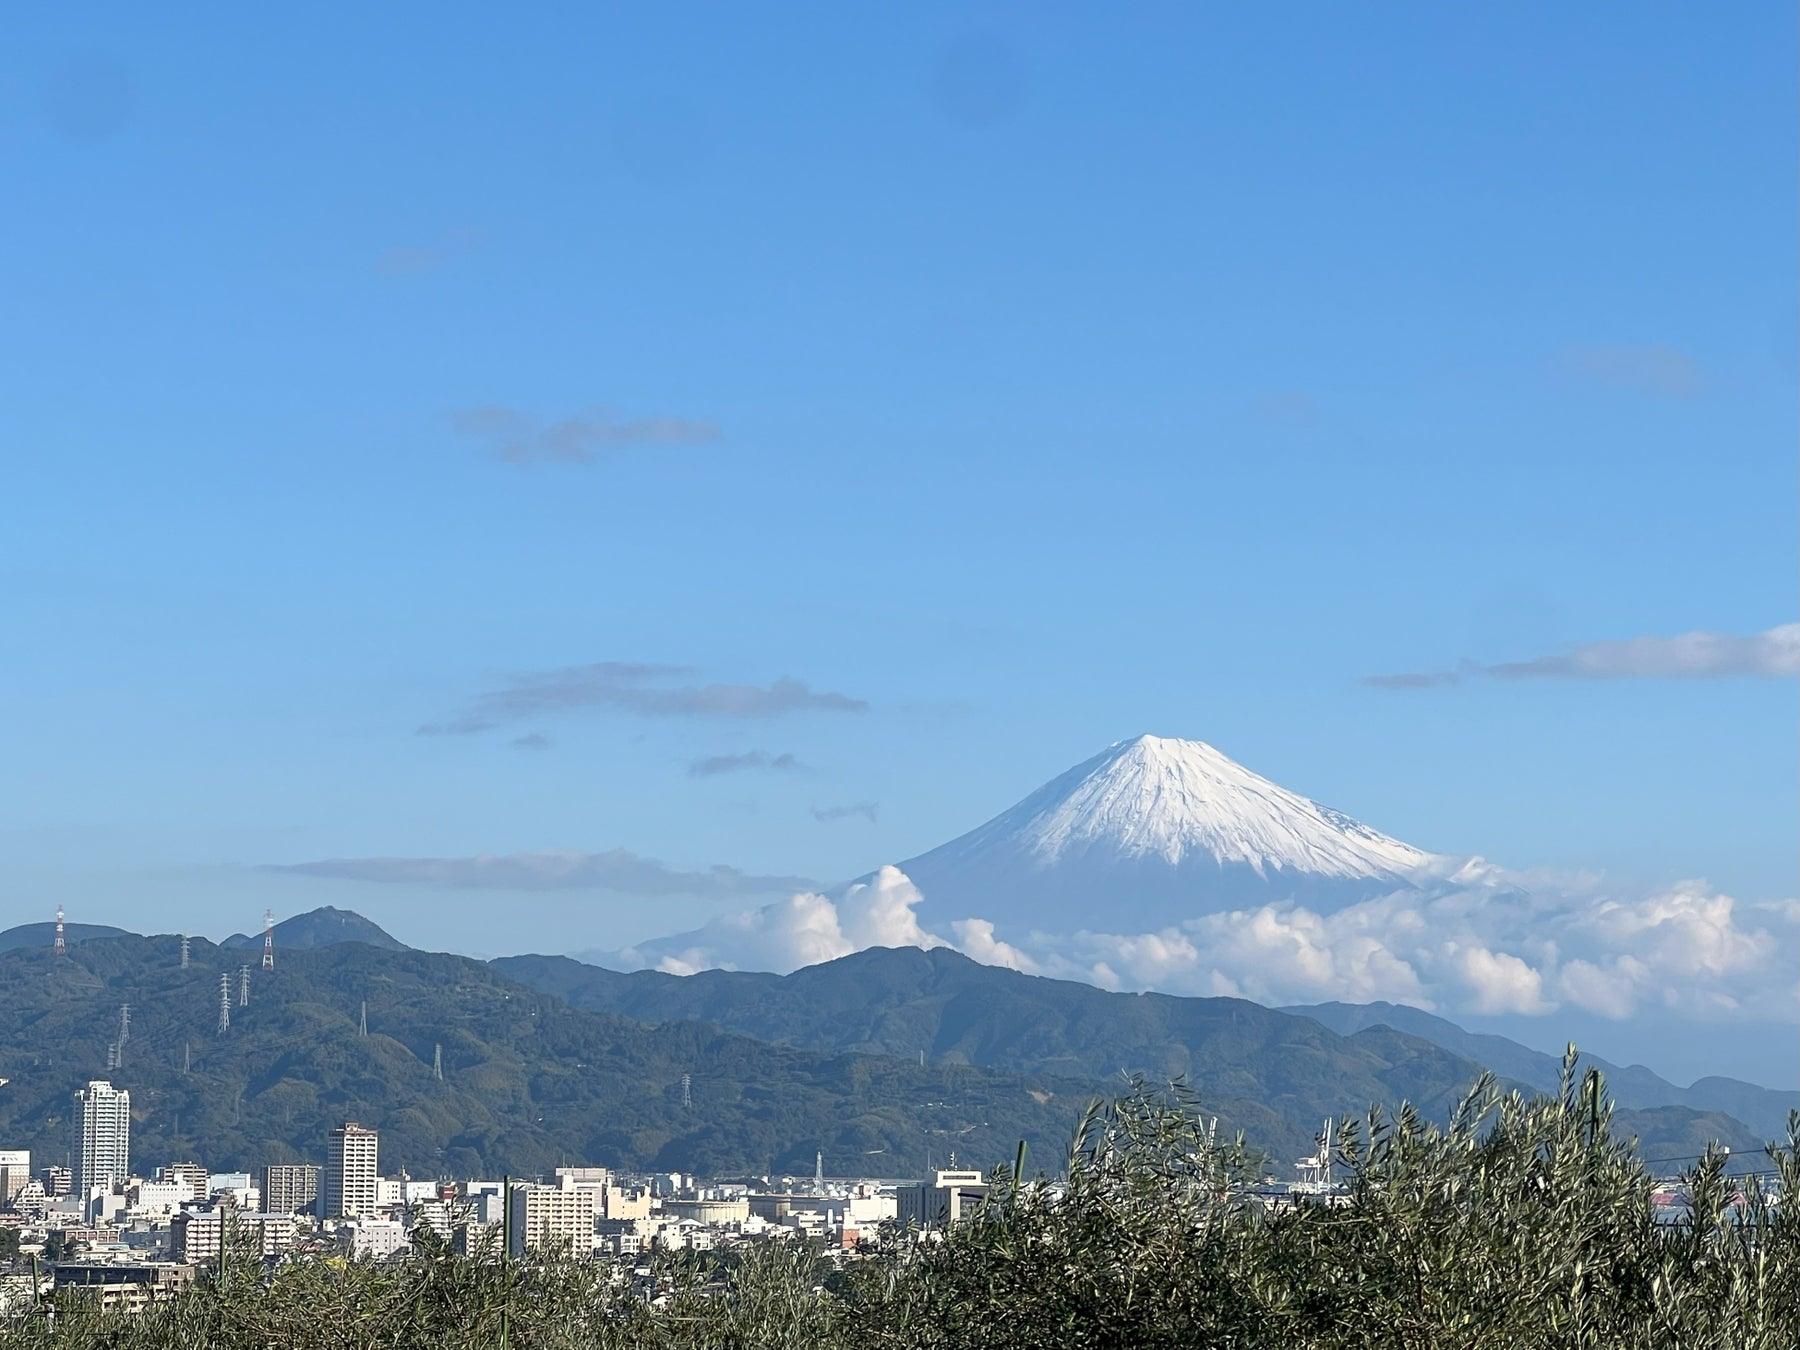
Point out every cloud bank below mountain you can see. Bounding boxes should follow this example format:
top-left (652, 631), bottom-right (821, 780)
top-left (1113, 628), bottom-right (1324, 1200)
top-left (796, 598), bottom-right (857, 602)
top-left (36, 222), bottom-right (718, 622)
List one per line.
top-left (600, 861), bottom-right (1798, 1029)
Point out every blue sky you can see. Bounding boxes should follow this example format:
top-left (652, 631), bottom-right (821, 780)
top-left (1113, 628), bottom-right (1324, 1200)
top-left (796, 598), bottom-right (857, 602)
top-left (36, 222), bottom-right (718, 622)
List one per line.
top-left (2, 3), bottom-right (1793, 1036)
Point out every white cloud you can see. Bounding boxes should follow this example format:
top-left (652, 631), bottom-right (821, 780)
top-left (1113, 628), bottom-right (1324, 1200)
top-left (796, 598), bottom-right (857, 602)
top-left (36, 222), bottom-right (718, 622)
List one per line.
top-left (1451, 944), bottom-right (1551, 1016)
top-left (603, 862), bottom-right (1798, 1028)
top-left (617, 866), bottom-right (943, 975)
top-left (837, 867), bottom-right (947, 953)
top-left (948, 918), bottom-right (1037, 973)
top-left (1367, 622), bottom-right (1800, 689)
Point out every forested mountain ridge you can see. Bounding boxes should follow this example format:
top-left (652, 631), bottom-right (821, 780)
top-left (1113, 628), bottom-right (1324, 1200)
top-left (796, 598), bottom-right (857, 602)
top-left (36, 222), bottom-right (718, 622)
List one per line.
top-left (0, 936), bottom-right (1094, 1180)
top-left (492, 945), bottom-right (1771, 1163)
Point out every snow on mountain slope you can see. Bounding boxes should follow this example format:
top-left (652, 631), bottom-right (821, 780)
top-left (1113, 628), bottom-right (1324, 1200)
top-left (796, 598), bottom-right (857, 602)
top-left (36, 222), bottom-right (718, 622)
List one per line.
top-left (897, 734), bottom-right (1443, 933)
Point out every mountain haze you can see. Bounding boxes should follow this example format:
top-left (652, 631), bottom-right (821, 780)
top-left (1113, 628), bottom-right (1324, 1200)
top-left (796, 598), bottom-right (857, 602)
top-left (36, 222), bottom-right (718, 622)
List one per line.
top-left (1285, 1000), bottom-right (1797, 1139)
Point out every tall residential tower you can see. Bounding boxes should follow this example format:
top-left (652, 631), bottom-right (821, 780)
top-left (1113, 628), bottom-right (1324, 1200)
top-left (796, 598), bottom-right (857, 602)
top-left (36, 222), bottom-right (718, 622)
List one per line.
top-left (320, 1123), bottom-right (378, 1219)
top-left (74, 1080), bottom-right (131, 1197)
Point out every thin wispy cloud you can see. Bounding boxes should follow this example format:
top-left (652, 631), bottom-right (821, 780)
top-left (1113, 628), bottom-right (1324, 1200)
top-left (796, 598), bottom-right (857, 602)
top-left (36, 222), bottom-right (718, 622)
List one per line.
top-left (1252, 390), bottom-right (1318, 427)
top-left (689, 751), bottom-right (803, 778)
top-left (1560, 344), bottom-right (1705, 399)
top-left (421, 662), bottom-right (869, 735)
top-left (451, 404), bottom-right (719, 464)
top-left (378, 228), bottom-right (490, 277)
top-left (266, 848), bottom-right (816, 897)
top-left (813, 801), bottom-right (878, 824)
top-left (510, 733), bottom-right (552, 752)
top-left (1365, 623), bottom-right (1800, 691)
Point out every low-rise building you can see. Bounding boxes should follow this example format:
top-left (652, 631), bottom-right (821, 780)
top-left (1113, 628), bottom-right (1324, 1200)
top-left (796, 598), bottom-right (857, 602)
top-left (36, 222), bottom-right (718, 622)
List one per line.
top-left (342, 1220), bottom-right (410, 1260)
top-left (53, 1262), bottom-right (194, 1312)
top-left (602, 1186), bottom-right (652, 1220)
top-left (126, 1181), bottom-right (186, 1217)
top-left (661, 1198), bottom-right (750, 1225)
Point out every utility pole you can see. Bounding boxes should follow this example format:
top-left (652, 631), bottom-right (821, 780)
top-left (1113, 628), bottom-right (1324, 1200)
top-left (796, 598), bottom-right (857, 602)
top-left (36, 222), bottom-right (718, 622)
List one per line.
top-left (261, 909), bottom-right (275, 971)
top-left (217, 976), bottom-right (231, 1035)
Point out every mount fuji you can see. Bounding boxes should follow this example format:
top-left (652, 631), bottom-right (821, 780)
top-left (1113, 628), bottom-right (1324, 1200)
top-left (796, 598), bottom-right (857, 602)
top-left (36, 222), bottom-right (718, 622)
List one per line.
top-left (895, 734), bottom-right (1446, 934)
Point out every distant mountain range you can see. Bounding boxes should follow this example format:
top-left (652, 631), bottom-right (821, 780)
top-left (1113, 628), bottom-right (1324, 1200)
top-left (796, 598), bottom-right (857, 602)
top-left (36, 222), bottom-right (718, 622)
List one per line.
top-left (11, 906), bottom-right (1781, 1172)
top-left (0, 921), bottom-right (134, 952)
top-left (0, 932), bottom-right (1084, 1181)
top-left (492, 944), bottom-right (1781, 1163)
top-left (1282, 1001), bottom-right (1796, 1141)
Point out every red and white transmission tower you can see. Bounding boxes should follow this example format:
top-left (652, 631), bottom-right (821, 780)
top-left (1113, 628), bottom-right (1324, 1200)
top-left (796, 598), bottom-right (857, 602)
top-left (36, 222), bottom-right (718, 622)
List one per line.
top-left (261, 909), bottom-right (275, 970)
top-left (53, 904), bottom-right (65, 956)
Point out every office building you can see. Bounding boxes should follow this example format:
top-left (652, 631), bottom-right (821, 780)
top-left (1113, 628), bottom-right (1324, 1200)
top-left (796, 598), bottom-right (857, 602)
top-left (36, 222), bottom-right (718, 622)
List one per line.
top-left (263, 1163), bottom-right (320, 1215)
top-left (0, 1150), bottom-right (29, 1205)
top-left (320, 1124), bottom-right (379, 1219)
top-left (896, 1169), bottom-right (989, 1230)
top-left (159, 1163), bottom-right (209, 1204)
top-left (73, 1081), bottom-right (131, 1197)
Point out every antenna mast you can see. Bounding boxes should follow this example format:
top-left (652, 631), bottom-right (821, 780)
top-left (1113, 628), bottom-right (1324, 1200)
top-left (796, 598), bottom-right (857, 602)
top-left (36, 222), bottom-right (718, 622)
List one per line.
top-left (217, 975), bottom-right (231, 1035)
top-left (53, 904), bottom-right (65, 956)
top-left (261, 909), bottom-right (275, 971)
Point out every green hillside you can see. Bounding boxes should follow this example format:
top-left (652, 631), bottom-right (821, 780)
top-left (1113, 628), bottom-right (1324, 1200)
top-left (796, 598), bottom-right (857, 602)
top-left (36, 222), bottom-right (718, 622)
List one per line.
top-left (492, 946), bottom-right (1769, 1164)
top-left (0, 937), bottom-right (1095, 1181)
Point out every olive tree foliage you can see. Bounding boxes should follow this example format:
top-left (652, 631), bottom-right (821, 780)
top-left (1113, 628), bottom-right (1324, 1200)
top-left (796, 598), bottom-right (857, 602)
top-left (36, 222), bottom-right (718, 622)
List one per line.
top-left (8, 1055), bottom-right (1797, 1349)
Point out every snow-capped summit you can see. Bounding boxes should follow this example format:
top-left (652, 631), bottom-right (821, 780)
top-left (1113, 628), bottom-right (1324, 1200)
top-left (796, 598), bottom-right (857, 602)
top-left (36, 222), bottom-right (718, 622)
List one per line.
top-left (898, 734), bottom-right (1442, 933)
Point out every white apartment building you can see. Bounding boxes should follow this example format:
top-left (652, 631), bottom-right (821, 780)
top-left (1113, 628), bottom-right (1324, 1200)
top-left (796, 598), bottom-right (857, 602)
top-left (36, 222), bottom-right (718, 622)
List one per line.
top-left (74, 1081), bottom-right (131, 1197)
top-left (170, 1209), bottom-right (295, 1263)
top-left (507, 1175), bottom-right (598, 1256)
top-left (320, 1124), bottom-right (379, 1219)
